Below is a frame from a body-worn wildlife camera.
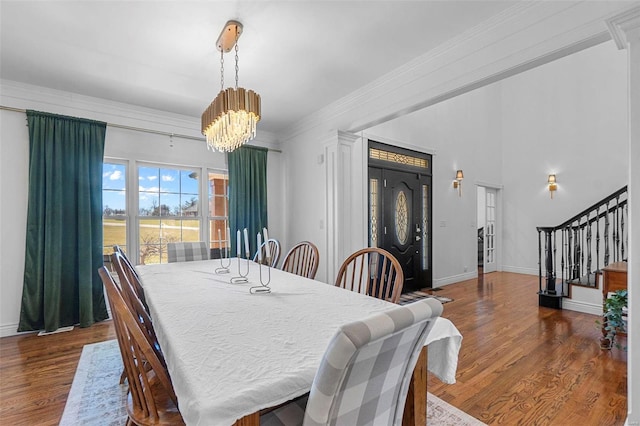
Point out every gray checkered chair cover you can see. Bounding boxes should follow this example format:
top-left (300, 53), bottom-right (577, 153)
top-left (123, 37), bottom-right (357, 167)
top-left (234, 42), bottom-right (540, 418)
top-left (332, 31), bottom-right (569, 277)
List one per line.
top-left (261, 298), bottom-right (443, 426)
top-left (167, 241), bottom-right (209, 263)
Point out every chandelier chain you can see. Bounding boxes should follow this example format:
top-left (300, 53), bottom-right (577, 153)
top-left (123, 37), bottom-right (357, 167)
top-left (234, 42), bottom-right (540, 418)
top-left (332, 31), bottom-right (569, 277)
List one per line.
top-left (220, 48), bottom-right (225, 92)
top-left (202, 20), bottom-right (261, 152)
top-left (234, 32), bottom-right (239, 90)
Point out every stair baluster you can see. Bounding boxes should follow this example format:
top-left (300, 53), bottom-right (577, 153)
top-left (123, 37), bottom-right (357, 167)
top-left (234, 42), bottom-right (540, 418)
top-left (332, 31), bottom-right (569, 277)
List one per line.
top-left (536, 186), bottom-right (627, 309)
top-left (615, 195), bottom-right (621, 263)
top-left (586, 213), bottom-right (592, 286)
top-left (596, 205), bottom-right (600, 273)
top-left (604, 202), bottom-right (610, 266)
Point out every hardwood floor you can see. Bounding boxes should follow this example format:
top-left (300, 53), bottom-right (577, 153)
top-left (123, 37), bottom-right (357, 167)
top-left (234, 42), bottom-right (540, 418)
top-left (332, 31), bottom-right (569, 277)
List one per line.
top-left (0, 321), bottom-right (115, 426)
top-left (0, 272), bottom-right (627, 425)
top-left (426, 272), bottom-right (627, 425)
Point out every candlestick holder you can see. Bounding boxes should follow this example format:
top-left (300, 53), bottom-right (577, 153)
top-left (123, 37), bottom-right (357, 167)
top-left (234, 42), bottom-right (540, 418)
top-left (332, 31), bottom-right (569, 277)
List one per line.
top-left (215, 246), bottom-right (231, 274)
top-left (250, 256), bottom-right (272, 294)
top-left (230, 252), bottom-right (250, 284)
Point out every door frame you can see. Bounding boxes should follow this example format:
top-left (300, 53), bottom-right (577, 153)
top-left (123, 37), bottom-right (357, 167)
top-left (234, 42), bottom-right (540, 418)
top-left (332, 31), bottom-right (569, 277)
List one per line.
top-left (367, 139), bottom-right (433, 290)
top-left (476, 182), bottom-right (503, 274)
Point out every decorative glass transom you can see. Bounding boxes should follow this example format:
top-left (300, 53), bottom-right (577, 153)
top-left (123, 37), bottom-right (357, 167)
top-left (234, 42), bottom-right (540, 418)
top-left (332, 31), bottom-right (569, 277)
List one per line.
top-left (369, 148), bottom-right (428, 169)
top-left (395, 191), bottom-right (409, 245)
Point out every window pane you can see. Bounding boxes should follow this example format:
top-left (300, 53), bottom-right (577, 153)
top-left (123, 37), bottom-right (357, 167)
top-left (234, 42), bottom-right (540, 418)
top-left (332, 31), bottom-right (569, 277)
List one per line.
top-left (159, 168), bottom-right (180, 193)
top-left (103, 218), bottom-right (127, 255)
top-left (103, 190), bottom-right (126, 216)
top-left (160, 193), bottom-right (180, 216)
top-left (139, 192), bottom-right (160, 216)
top-left (139, 166), bottom-right (160, 190)
top-left (138, 218), bottom-right (202, 265)
top-left (181, 219), bottom-right (200, 241)
top-left (181, 170), bottom-right (199, 195)
top-left (182, 195), bottom-right (198, 217)
top-left (210, 220), bottom-right (229, 251)
top-left (139, 219), bottom-right (162, 265)
top-left (103, 163), bottom-right (126, 191)
top-left (103, 162), bottom-right (127, 256)
top-left (208, 172), bottom-right (228, 218)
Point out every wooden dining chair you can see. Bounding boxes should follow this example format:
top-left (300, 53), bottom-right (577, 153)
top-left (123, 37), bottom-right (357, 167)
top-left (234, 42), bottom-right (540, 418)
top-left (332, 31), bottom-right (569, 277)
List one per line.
top-left (260, 298), bottom-right (443, 426)
top-left (110, 251), bottom-right (170, 394)
top-left (281, 241), bottom-right (319, 279)
top-left (252, 238), bottom-right (281, 268)
top-left (99, 267), bottom-right (184, 426)
top-left (167, 241), bottom-right (209, 263)
top-left (112, 247), bottom-right (148, 314)
top-left (334, 247), bottom-right (404, 304)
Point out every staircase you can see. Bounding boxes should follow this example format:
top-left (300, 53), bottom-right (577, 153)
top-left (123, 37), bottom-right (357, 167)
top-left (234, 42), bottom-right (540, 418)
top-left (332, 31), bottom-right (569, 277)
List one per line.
top-left (537, 186), bottom-right (628, 310)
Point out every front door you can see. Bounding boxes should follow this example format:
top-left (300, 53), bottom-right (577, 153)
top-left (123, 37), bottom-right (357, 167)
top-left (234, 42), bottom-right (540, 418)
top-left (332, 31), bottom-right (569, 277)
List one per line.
top-left (368, 141), bottom-right (432, 292)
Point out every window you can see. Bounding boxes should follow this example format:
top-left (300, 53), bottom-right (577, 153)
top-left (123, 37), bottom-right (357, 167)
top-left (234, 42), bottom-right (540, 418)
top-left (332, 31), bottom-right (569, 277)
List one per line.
top-left (102, 162), bottom-right (127, 255)
top-left (137, 165), bottom-right (200, 264)
top-left (208, 171), bottom-right (229, 259)
top-left (101, 161), bottom-right (229, 265)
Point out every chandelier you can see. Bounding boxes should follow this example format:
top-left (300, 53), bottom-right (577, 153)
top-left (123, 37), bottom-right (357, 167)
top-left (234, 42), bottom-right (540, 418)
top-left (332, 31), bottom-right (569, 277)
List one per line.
top-left (201, 20), bottom-right (261, 152)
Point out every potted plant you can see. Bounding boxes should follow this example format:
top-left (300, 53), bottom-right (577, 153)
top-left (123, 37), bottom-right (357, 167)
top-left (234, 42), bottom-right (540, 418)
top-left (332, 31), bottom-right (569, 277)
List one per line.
top-left (597, 289), bottom-right (628, 350)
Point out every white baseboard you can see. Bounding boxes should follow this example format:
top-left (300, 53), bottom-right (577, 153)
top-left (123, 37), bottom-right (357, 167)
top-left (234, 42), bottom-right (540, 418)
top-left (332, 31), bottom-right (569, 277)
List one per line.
top-left (434, 271), bottom-right (477, 287)
top-left (562, 299), bottom-right (602, 316)
top-left (502, 265), bottom-right (539, 276)
top-left (0, 323), bottom-right (34, 338)
top-left (1, 306), bottom-right (112, 338)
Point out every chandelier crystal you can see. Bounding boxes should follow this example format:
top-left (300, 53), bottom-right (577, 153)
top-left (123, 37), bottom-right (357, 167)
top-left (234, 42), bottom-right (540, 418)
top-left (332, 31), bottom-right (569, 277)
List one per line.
top-left (201, 21), bottom-right (261, 152)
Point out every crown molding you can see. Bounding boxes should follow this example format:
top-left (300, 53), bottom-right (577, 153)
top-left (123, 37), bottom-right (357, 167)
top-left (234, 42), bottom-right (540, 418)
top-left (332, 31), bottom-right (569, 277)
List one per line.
top-left (0, 79), bottom-right (280, 148)
top-left (281, 1), bottom-right (634, 143)
top-left (606, 5), bottom-right (640, 49)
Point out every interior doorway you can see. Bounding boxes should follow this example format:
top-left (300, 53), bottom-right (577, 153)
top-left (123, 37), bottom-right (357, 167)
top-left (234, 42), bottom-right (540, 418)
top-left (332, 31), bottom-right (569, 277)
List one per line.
top-left (477, 186), bottom-right (498, 274)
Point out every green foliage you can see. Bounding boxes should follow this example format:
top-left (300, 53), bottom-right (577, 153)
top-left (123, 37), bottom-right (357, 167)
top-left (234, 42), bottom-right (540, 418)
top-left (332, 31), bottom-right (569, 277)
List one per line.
top-left (596, 289), bottom-right (627, 350)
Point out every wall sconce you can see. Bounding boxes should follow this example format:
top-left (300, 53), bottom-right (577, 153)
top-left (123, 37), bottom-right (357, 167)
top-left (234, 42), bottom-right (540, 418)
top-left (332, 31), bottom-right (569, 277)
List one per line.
top-left (548, 174), bottom-right (557, 199)
top-left (453, 170), bottom-right (464, 196)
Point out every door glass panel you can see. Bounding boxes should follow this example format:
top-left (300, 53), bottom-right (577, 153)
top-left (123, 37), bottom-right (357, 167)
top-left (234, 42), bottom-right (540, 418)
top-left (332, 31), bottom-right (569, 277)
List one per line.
top-left (422, 184), bottom-right (429, 270)
top-left (369, 178), bottom-right (379, 247)
top-left (395, 190), bottom-right (409, 245)
top-left (485, 189), bottom-right (496, 269)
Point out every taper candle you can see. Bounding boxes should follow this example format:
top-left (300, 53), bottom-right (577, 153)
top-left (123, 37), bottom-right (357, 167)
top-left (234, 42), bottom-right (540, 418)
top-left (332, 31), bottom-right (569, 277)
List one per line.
top-left (262, 228), bottom-right (270, 258)
top-left (243, 228), bottom-right (250, 256)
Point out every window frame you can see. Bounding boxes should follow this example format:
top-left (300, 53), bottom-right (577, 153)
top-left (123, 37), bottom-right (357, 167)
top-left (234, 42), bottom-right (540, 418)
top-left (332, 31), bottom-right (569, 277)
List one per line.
top-left (135, 162), bottom-right (206, 264)
top-left (207, 168), bottom-right (230, 259)
top-left (102, 158), bottom-right (129, 256)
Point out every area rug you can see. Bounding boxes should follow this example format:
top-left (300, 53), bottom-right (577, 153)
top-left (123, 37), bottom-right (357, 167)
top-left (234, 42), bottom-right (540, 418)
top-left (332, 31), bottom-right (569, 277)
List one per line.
top-left (399, 290), bottom-right (453, 306)
top-left (61, 340), bottom-right (483, 426)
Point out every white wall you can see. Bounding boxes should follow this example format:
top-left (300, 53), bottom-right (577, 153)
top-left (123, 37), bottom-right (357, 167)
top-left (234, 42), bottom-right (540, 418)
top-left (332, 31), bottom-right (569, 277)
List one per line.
top-left (0, 81), bottom-right (284, 336)
top-left (359, 42), bottom-right (628, 285)
top-left (0, 109), bottom-right (30, 336)
top-left (500, 42), bottom-right (628, 275)
top-left (365, 84), bottom-right (503, 285)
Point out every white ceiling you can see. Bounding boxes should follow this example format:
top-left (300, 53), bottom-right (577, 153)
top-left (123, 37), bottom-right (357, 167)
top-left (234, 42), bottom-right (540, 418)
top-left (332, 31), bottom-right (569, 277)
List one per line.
top-left (0, 1), bottom-right (519, 134)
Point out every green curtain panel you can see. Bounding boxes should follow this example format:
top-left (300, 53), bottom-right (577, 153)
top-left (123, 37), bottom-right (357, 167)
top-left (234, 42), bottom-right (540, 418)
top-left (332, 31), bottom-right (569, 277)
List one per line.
top-left (228, 146), bottom-right (268, 257)
top-left (18, 111), bottom-right (109, 332)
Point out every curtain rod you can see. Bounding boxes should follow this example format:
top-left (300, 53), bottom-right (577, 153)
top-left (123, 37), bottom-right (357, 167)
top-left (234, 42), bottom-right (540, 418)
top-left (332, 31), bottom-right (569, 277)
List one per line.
top-left (0, 105), bottom-right (282, 153)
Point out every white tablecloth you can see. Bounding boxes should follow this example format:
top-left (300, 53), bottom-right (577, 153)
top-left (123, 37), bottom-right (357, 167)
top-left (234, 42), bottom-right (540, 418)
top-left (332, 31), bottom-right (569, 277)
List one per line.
top-left (137, 259), bottom-right (462, 426)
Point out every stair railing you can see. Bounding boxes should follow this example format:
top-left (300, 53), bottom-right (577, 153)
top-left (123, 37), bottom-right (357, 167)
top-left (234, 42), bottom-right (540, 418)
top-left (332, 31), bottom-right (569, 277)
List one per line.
top-left (537, 186), bottom-right (628, 306)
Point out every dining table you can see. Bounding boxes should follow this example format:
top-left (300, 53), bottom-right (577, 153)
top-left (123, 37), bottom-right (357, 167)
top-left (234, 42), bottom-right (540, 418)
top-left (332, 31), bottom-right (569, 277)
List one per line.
top-left (136, 258), bottom-right (462, 426)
